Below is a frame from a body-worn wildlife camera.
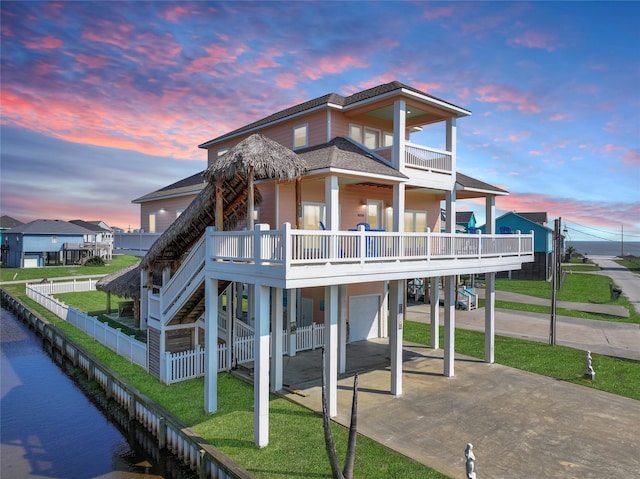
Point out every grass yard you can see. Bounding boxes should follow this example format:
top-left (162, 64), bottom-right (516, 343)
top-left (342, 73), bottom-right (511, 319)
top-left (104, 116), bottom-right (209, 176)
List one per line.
top-left (615, 255), bottom-right (640, 274)
top-left (0, 254), bottom-right (140, 282)
top-left (495, 273), bottom-right (639, 324)
top-left (403, 321), bottom-right (640, 401)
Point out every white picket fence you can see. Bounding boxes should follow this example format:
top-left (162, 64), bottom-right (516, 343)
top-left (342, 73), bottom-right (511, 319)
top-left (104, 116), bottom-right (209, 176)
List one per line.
top-left (164, 319), bottom-right (325, 384)
top-left (26, 280), bottom-right (147, 369)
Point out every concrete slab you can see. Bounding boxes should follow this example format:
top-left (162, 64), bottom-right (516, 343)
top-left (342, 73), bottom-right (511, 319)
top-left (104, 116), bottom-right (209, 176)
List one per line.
top-left (281, 340), bottom-right (640, 479)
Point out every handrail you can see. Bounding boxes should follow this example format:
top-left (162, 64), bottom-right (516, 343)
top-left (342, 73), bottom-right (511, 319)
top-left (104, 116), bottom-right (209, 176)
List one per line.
top-left (208, 224), bottom-right (534, 267)
top-left (161, 235), bottom-right (207, 315)
top-left (404, 142), bottom-right (452, 174)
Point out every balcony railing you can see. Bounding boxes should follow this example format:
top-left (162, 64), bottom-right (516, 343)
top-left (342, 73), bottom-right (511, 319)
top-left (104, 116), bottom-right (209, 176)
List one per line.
top-left (404, 142), bottom-right (452, 174)
top-left (207, 224), bottom-right (533, 269)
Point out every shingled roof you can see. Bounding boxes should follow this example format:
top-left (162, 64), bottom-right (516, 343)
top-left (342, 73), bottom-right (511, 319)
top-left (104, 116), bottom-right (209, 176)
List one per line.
top-left (199, 81), bottom-right (470, 148)
top-left (297, 137), bottom-right (407, 180)
top-left (456, 172), bottom-right (508, 198)
top-left (132, 171), bottom-right (206, 204)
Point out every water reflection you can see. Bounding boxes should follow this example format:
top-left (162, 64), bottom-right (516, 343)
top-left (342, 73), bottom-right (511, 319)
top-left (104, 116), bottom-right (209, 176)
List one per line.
top-left (1, 308), bottom-right (196, 479)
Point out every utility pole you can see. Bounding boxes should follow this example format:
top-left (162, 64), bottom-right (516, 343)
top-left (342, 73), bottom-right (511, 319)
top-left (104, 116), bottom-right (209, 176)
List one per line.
top-left (550, 217), bottom-right (561, 346)
top-left (621, 224), bottom-right (624, 257)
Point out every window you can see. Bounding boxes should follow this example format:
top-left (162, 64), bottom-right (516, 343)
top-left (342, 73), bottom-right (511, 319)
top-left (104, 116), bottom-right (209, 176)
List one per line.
top-left (293, 124), bottom-right (308, 149)
top-left (364, 127), bottom-right (381, 150)
top-left (148, 213), bottom-right (156, 233)
top-left (404, 211), bottom-right (428, 232)
top-left (366, 200), bottom-right (383, 229)
top-left (51, 236), bottom-right (58, 244)
top-left (383, 132), bottom-right (394, 147)
top-left (302, 203), bottom-right (326, 230)
top-left (349, 124), bottom-right (362, 143)
top-left (217, 148), bottom-right (228, 158)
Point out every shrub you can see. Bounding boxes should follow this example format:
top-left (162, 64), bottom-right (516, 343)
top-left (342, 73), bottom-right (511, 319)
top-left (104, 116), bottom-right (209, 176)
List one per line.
top-left (84, 256), bottom-right (105, 267)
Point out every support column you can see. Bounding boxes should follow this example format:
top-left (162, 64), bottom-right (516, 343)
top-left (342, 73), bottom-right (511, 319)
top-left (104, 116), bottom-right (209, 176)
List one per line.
top-left (485, 273), bottom-right (496, 364)
top-left (389, 279), bottom-right (404, 396)
top-left (324, 285), bottom-right (339, 417)
top-left (325, 175), bottom-right (339, 230)
top-left (430, 277), bottom-right (440, 349)
top-left (254, 284), bottom-right (270, 447)
top-left (287, 288), bottom-right (297, 357)
top-left (393, 183), bottom-right (406, 233)
top-left (204, 277), bottom-right (219, 413)
top-left (444, 276), bottom-right (456, 377)
top-left (139, 269), bottom-right (148, 329)
top-left (338, 284), bottom-right (348, 374)
top-left (392, 99), bottom-right (407, 173)
top-left (270, 287), bottom-right (283, 392)
top-left (484, 195), bottom-right (496, 363)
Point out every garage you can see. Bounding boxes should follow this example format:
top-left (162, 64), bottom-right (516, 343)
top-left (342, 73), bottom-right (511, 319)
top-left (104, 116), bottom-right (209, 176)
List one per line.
top-left (348, 294), bottom-right (381, 342)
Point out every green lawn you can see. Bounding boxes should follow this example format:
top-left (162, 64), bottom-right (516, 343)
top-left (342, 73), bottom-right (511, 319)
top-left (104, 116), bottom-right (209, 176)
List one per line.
top-left (494, 273), bottom-right (639, 324)
top-left (0, 254), bottom-right (140, 282)
top-left (615, 256), bottom-right (640, 274)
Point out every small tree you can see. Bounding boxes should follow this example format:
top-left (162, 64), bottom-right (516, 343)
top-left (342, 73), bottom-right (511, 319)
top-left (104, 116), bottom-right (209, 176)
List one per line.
top-left (322, 348), bottom-right (358, 479)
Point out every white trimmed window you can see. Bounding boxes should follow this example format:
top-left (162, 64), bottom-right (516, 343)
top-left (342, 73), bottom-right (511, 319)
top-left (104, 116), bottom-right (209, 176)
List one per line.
top-left (148, 213), bottom-right (156, 233)
top-left (404, 210), bottom-right (427, 232)
top-left (383, 132), bottom-right (394, 147)
top-left (293, 124), bottom-right (308, 149)
top-left (217, 148), bottom-right (229, 158)
top-left (364, 127), bottom-right (381, 150)
top-left (349, 124), bottom-right (363, 143)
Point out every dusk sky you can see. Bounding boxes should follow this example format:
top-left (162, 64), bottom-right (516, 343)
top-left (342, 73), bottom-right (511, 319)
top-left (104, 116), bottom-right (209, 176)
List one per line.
top-left (1, 1), bottom-right (638, 242)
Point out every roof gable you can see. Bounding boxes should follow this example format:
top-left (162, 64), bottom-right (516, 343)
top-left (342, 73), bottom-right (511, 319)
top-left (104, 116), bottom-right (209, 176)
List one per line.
top-left (0, 215), bottom-right (23, 229)
top-left (9, 219), bottom-right (93, 235)
top-left (133, 171), bottom-right (206, 204)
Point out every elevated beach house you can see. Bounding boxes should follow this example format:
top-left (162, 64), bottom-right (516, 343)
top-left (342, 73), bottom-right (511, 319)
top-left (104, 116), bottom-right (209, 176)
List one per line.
top-left (134, 81), bottom-right (534, 447)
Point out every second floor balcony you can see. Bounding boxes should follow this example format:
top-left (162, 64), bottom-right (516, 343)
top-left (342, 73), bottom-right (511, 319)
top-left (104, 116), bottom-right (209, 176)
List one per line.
top-left (205, 223), bottom-right (534, 289)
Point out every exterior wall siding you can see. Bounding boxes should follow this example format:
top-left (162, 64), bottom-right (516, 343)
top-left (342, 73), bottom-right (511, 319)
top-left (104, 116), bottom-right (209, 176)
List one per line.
top-left (139, 194), bottom-right (198, 233)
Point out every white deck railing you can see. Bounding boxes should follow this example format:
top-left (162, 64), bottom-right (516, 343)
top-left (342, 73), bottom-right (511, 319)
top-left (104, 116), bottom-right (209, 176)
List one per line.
top-left (161, 235), bottom-right (207, 316)
top-left (404, 142), bottom-right (452, 174)
top-left (207, 225), bottom-right (534, 267)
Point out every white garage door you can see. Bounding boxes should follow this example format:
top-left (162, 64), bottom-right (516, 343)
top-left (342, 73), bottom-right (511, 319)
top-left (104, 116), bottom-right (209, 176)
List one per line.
top-left (23, 258), bottom-right (39, 268)
top-left (349, 294), bottom-right (381, 342)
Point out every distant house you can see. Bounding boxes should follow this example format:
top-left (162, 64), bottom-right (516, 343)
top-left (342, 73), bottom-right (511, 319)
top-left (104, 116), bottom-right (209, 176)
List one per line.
top-left (132, 171), bottom-right (206, 234)
top-left (3, 219), bottom-right (95, 268)
top-left (456, 211), bottom-right (477, 233)
top-left (479, 211), bottom-right (553, 279)
top-left (1, 215), bottom-right (24, 264)
top-left (69, 220), bottom-right (114, 260)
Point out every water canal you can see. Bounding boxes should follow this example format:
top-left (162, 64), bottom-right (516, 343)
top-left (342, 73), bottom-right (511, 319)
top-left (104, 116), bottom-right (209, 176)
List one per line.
top-left (1, 307), bottom-right (197, 479)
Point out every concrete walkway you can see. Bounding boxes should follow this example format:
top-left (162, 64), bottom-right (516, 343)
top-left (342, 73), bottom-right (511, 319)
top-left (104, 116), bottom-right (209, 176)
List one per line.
top-left (281, 257), bottom-right (640, 479)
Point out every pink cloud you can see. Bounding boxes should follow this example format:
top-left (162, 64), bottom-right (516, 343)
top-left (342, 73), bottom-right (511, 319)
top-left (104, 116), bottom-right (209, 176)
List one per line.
top-left (159, 4), bottom-right (200, 22)
top-left (81, 22), bottom-right (134, 48)
top-left (475, 84), bottom-right (542, 114)
top-left (508, 30), bottom-right (557, 51)
top-left (548, 113), bottom-right (566, 122)
top-left (301, 54), bottom-right (369, 81)
top-left (73, 52), bottom-right (109, 69)
top-left (24, 35), bottom-right (62, 49)
top-left (622, 149), bottom-right (640, 165)
top-left (423, 6), bottom-right (454, 20)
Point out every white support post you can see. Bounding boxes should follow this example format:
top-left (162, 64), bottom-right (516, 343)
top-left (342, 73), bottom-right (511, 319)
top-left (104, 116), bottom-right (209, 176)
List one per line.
top-left (338, 284), bottom-right (348, 374)
top-left (392, 99), bottom-right (407, 173)
top-left (204, 277), bottom-right (219, 413)
top-left (139, 269), bottom-right (148, 331)
top-left (446, 117), bottom-right (457, 184)
top-left (324, 285), bottom-right (339, 417)
top-left (444, 275), bottom-right (456, 377)
top-left (270, 287), bottom-right (283, 392)
top-left (393, 183), bottom-right (406, 233)
top-left (445, 190), bottom-right (456, 234)
top-left (389, 279), bottom-right (404, 396)
top-left (325, 175), bottom-right (339, 230)
top-left (485, 272), bottom-right (496, 364)
top-left (485, 195), bottom-right (496, 364)
top-left (287, 288), bottom-right (297, 357)
top-left (430, 277), bottom-right (440, 350)
top-left (254, 284), bottom-right (270, 447)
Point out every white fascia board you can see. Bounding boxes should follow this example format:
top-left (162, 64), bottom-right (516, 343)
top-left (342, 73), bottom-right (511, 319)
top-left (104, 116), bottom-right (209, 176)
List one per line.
top-left (455, 185), bottom-right (510, 197)
top-left (344, 88), bottom-right (472, 118)
top-left (304, 167), bottom-right (406, 183)
top-left (132, 188), bottom-right (203, 204)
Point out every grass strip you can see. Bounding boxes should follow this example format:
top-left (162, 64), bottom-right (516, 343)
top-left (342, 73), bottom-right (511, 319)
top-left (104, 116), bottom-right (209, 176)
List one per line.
top-left (404, 321), bottom-right (640, 400)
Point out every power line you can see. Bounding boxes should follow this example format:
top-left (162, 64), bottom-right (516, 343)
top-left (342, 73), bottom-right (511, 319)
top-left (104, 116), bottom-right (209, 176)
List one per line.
top-left (564, 220), bottom-right (640, 240)
top-left (564, 226), bottom-right (618, 242)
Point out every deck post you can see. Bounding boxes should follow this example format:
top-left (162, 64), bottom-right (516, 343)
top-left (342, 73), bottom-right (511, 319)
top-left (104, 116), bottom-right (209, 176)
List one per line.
top-left (204, 277), bottom-right (218, 413)
top-left (270, 287), bottom-right (283, 392)
top-left (430, 276), bottom-right (440, 350)
top-left (254, 284), bottom-right (270, 447)
top-left (338, 284), bottom-right (347, 374)
top-left (389, 279), bottom-right (404, 396)
top-left (324, 284), bottom-right (339, 417)
top-left (287, 288), bottom-right (297, 357)
top-left (485, 272), bottom-right (496, 363)
top-left (444, 275), bottom-right (456, 377)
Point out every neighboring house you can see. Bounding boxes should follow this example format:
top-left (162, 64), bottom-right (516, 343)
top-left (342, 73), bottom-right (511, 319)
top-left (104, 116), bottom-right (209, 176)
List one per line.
top-left (130, 80), bottom-right (534, 447)
top-left (440, 209), bottom-right (477, 233)
top-left (132, 171), bottom-right (206, 233)
top-left (478, 211), bottom-right (553, 279)
top-left (0, 215), bottom-right (24, 265)
top-left (3, 219), bottom-right (94, 268)
top-left (69, 219), bottom-right (114, 260)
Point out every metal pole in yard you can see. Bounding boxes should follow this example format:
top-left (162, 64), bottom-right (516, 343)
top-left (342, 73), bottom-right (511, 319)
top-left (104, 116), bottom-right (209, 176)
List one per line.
top-left (549, 218), bottom-right (560, 346)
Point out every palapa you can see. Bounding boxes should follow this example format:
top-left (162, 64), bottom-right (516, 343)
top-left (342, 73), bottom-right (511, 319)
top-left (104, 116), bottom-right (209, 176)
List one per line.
top-left (96, 260), bottom-right (141, 299)
top-left (140, 172), bottom-right (261, 270)
top-left (204, 133), bottom-right (307, 229)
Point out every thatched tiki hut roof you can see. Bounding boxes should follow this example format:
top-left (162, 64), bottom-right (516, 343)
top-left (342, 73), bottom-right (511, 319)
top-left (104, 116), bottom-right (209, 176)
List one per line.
top-left (140, 172), bottom-right (260, 270)
top-left (96, 261), bottom-right (141, 299)
top-left (204, 133), bottom-right (307, 229)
